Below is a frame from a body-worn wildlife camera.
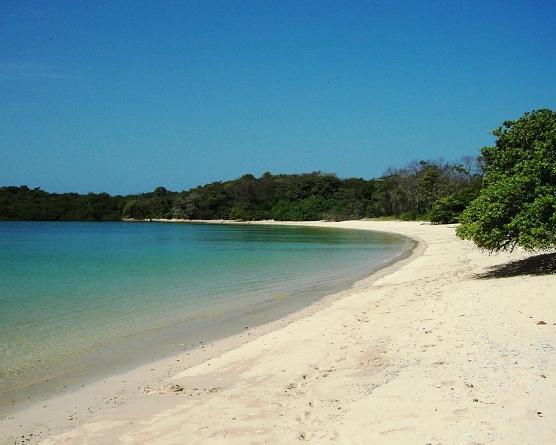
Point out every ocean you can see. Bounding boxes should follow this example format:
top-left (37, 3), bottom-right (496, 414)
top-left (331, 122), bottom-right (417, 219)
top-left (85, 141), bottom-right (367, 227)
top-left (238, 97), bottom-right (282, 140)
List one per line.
top-left (0, 221), bottom-right (411, 411)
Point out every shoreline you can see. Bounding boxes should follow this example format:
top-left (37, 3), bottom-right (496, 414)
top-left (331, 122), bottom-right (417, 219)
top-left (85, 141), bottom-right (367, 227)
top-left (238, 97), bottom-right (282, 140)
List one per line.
top-left (1, 221), bottom-right (421, 445)
top-left (3, 220), bottom-right (555, 444)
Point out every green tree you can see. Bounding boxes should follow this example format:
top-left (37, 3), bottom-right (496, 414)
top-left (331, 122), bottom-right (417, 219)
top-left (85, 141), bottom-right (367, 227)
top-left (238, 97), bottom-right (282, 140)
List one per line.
top-left (457, 109), bottom-right (556, 250)
top-left (122, 199), bottom-right (152, 219)
top-left (428, 186), bottom-right (481, 224)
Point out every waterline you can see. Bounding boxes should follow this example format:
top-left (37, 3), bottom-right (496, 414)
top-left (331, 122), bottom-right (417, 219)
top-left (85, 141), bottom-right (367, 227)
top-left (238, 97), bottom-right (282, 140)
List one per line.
top-left (0, 221), bottom-right (412, 412)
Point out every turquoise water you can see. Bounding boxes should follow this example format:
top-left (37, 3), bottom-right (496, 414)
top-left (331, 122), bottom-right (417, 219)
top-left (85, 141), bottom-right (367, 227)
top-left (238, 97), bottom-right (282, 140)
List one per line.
top-left (0, 221), bottom-right (411, 408)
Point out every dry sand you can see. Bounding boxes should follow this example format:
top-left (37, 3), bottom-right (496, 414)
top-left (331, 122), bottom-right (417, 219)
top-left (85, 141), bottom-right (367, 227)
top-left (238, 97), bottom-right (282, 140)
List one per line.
top-left (5, 221), bottom-right (556, 444)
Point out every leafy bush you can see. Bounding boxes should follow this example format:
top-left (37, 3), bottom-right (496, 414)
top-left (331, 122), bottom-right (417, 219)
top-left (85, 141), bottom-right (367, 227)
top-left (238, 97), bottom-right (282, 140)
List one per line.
top-left (457, 109), bottom-right (556, 251)
top-left (428, 186), bottom-right (481, 224)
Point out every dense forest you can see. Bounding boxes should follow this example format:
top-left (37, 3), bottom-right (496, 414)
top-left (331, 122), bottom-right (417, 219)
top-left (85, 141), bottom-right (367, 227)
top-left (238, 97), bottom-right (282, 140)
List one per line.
top-left (0, 157), bottom-right (482, 223)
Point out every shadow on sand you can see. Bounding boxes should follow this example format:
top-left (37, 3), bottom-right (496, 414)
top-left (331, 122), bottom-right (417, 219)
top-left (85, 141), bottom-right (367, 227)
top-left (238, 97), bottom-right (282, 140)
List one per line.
top-left (475, 252), bottom-right (556, 279)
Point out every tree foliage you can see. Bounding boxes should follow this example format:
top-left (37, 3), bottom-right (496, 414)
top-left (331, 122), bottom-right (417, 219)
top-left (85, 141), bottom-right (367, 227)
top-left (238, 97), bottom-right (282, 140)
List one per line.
top-left (372, 158), bottom-right (482, 221)
top-left (428, 185), bottom-right (482, 224)
top-left (457, 109), bottom-right (556, 251)
top-left (169, 172), bottom-right (375, 221)
top-left (1, 160), bottom-right (481, 222)
top-left (0, 186), bottom-right (125, 221)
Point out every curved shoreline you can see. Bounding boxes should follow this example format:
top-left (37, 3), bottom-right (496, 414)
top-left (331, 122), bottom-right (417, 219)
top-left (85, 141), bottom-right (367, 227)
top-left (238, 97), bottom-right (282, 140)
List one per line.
top-left (7, 220), bottom-right (555, 445)
top-left (2, 221), bottom-right (423, 444)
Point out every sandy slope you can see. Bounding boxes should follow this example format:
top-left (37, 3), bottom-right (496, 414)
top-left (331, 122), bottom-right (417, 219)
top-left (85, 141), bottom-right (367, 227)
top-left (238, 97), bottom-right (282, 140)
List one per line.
top-left (36, 221), bottom-right (556, 444)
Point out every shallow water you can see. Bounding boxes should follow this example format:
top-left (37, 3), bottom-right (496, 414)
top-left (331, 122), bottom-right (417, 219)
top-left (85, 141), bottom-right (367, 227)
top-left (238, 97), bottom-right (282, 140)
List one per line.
top-left (0, 221), bottom-right (411, 409)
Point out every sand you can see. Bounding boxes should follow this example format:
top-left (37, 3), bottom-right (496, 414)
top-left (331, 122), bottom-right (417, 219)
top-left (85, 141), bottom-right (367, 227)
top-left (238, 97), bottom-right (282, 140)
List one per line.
top-left (4, 220), bottom-right (556, 444)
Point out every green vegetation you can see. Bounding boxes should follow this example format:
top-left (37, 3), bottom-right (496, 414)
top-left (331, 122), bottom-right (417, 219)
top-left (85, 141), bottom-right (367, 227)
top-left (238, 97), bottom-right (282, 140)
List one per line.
top-left (0, 161), bottom-right (479, 222)
top-left (124, 172), bottom-right (376, 221)
top-left (374, 158), bottom-right (482, 223)
top-left (457, 109), bottom-right (556, 251)
top-left (427, 186), bottom-right (482, 224)
top-left (0, 186), bottom-right (126, 221)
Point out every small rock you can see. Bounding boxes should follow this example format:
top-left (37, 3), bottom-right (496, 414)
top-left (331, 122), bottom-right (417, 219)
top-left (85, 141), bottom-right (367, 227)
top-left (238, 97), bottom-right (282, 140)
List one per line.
top-left (168, 384), bottom-right (184, 393)
top-left (537, 320), bottom-right (547, 325)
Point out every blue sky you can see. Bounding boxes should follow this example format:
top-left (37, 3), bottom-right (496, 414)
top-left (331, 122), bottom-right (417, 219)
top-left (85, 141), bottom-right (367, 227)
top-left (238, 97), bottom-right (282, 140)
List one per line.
top-left (1, 1), bottom-right (555, 194)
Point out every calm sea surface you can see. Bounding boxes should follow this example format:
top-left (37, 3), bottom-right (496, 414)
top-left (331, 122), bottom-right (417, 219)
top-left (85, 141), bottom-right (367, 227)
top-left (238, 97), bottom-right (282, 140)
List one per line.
top-left (0, 221), bottom-right (411, 409)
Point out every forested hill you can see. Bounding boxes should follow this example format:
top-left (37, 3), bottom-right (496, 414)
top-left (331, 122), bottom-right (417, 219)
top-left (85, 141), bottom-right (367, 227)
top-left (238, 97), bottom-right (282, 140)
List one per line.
top-left (0, 159), bottom-right (482, 223)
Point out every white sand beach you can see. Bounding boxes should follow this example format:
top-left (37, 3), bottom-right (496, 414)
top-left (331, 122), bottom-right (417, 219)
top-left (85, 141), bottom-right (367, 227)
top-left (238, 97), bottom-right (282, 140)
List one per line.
top-left (5, 220), bottom-right (556, 444)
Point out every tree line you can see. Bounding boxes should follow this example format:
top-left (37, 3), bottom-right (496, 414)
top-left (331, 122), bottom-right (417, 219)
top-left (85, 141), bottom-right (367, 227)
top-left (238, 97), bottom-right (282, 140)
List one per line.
top-left (0, 158), bottom-right (481, 224)
top-left (0, 186), bottom-right (126, 221)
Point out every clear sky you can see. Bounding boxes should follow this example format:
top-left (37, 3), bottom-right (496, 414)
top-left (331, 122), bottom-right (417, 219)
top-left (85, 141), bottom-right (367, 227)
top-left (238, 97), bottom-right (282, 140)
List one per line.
top-left (1, 1), bottom-right (555, 194)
